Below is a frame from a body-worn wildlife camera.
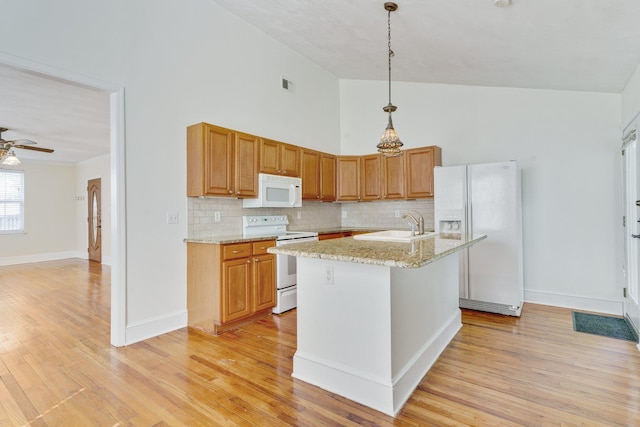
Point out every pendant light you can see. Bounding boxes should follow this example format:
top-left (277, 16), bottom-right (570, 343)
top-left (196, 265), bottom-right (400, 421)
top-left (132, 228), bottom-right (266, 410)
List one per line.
top-left (377, 2), bottom-right (403, 157)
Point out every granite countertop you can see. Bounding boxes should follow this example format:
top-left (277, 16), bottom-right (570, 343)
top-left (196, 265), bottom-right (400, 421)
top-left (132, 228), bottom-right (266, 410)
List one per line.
top-left (183, 227), bottom-right (408, 245)
top-left (268, 234), bottom-right (487, 269)
top-left (184, 234), bottom-right (278, 244)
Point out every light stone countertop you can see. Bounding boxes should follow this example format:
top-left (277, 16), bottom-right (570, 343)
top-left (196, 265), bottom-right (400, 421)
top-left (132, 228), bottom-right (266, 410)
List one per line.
top-left (183, 234), bottom-right (277, 244)
top-left (268, 234), bottom-right (487, 269)
top-left (183, 227), bottom-right (401, 245)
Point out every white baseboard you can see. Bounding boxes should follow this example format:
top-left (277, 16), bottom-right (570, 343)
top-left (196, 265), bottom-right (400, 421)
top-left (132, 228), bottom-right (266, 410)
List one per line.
top-left (125, 310), bottom-right (188, 345)
top-left (0, 251), bottom-right (80, 266)
top-left (292, 311), bottom-right (462, 417)
top-left (524, 289), bottom-right (622, 315)
top-left (391, 311), bottom-right (462, 415)
top-left (0, 251), bottom-right (113, 267)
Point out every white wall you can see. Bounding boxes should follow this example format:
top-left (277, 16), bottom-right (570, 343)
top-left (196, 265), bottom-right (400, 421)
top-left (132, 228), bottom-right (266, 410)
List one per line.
top-left (341, 80), bottom-right (623, 313)
top-left (1, 0), bottom-right (340, 343)
top-left (622, 63), bottom-right (640, 128)
top-left (76, 155), bottom-right (111, 264)
top-left (0, 161), bottom-right (77, 264)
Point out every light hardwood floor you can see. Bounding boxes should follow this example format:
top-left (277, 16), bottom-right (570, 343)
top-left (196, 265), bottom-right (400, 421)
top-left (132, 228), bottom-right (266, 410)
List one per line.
top-left (0, 259), bottom-right (639, 426)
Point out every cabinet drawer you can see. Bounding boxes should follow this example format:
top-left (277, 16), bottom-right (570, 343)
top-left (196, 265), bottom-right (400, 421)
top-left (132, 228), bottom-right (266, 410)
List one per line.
top-left (222, 243), bottom-right (252, 260)
top-left (252, 240), bottom-right (276, 255)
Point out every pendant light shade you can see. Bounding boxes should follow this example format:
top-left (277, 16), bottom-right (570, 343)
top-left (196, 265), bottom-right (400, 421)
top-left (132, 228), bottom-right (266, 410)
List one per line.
top-left (377, 2), bottom-right (403, 157)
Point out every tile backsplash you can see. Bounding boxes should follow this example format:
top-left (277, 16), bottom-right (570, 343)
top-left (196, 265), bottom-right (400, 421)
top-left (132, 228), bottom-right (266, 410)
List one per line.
top-left (340, 199), bottom-right (434, 231)
top-left (188, 197), bottom-right (435, 237)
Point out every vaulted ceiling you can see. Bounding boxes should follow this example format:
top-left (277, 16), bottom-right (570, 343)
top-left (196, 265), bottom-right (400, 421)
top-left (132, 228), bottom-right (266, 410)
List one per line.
top-left (3, 0), bottom-right (639, 163)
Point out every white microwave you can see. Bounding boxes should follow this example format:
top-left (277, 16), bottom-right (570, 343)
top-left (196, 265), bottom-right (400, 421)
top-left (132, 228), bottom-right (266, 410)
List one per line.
top-left (243, 173), bottom-right (302, 208)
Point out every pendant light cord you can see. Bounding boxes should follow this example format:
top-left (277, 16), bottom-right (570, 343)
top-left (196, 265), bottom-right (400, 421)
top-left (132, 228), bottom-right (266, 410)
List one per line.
top-left (387, 8), bottom-right (393, 108)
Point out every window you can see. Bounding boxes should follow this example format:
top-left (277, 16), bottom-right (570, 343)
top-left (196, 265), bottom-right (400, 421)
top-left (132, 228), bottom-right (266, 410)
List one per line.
top-left (0, 170), bottom-right (24, 233)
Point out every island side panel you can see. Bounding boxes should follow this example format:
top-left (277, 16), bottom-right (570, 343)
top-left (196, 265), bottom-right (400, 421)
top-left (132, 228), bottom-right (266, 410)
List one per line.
top-left (293, 258), bottom-right (395, 415)
top-left (389, 254), bottom-right (462, 412)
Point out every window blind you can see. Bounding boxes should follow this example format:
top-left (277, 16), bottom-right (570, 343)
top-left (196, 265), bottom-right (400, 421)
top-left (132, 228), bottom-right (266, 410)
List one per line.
top-left (0, 170), bottom-right (24, 233)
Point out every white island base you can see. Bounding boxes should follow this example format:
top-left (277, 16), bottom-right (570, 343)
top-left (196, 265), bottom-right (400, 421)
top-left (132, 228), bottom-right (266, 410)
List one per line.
top-left (292, 254), bottom-right (460, 417)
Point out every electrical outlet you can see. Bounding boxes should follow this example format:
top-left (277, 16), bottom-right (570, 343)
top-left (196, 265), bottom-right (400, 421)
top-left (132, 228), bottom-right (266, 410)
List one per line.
top-left (167, 212), bottom-right (178, 224)
top-left (214, 211), bottom-right (221, 222)
top-left (395, 210), bottom-right (400, 218)
top-left (297, 211), bottom-right (302, 220)
top-left (342, 211), bottom-right (347, 219)
top-left (324, 267), bottom-right (334, 285)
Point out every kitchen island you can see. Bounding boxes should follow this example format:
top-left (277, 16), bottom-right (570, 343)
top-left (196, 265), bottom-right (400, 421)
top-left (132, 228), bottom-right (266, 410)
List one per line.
top-left (269, 233), bottom-right (486, 416)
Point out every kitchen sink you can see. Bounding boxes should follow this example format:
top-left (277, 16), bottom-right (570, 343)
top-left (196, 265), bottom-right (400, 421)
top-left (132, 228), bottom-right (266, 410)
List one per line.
top-left (352, 230), bottom-right (437, 243)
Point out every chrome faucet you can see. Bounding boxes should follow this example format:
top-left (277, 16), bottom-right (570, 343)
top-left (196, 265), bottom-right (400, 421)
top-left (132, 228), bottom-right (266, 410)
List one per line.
top-left (402, 211), bottom-right (425, 236)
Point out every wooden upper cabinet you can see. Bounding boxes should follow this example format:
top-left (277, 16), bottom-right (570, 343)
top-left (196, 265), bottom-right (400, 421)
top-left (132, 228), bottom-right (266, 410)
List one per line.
top-left (281, 143), bottom-right (301, 177)
top-left (336, 156), bottom-right (361, 201)
top-left (405, 146), bottom-right (442, 198)
top-left (301, 149), bottom-right (336, 201)
top-left (320, 153), bottom-right (336, 202)
top-left (259, 138), bottom-right (280, 176)
top-left (301, 149), bottom-right (320, 200)
top-left (187, 123), bottom-right (258, 198)
top-left (382, 154), bottom-right (405, 200)
top-left (187, 123), bottom-right (234, 197)
top-left (235, 132), bottom-right (259, 197)
top-left (361, 154), bottom-right (382, 201)
top-left (259, 139), bottom-right (301, 177)
top-left (187, 122), bottom-right (441, 201)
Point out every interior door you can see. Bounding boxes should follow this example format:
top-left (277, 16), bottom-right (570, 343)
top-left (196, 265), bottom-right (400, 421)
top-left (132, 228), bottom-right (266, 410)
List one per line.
top-left (622, 129), bottom-right (640, 341)
top-left (87, 178), bottom-right (102, 263)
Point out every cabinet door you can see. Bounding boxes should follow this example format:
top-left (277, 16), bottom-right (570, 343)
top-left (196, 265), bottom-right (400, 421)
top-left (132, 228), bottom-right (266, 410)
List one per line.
top-left (320, 153), bottom-right (336, 202)
top-left (361, 154), bottom-right (382, 201)
top-left (235, 132), bottom-right (259, 197)
top-left (336, 156), bottom-right (360, 201)
top-left (382, 154), bottom-right (405, 199)
top-left (405, 146), bottom-right (442, 198)
top-left (301, 149), bottom-right (320, 199)
top-left (253, 254), bottom-right (276, 312)
top-left (259, 138), bottom-right (281, 175)
top-left (222, 258), bottom-right (252, 323)
top-left (281, 144), bottom-right (301, 177)
top-left (200, 124), bottom-right (234, 196)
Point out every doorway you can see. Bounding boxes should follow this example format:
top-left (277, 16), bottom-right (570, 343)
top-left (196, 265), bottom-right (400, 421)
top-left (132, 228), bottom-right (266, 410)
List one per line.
top-left (622, 126), bottom-right (640, 345)
top-left (88, 178), bottom-right (102, 263)
top-left (0, 53), bottom-right (126, 347)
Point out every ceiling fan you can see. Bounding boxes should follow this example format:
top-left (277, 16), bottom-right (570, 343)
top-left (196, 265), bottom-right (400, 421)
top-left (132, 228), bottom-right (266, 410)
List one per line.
top-left (0, 127), bottom-right (54, 165)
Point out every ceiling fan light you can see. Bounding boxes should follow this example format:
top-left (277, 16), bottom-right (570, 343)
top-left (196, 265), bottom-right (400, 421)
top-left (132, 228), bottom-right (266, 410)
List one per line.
top-left (2, 150), bottom-right (21, 165)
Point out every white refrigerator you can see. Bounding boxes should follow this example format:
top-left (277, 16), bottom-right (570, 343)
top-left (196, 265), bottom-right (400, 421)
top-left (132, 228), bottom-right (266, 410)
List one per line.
top-left (434, 161), bottom-right (524, 316)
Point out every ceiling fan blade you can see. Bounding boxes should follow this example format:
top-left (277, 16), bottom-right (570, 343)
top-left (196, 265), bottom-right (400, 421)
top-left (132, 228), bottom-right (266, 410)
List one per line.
top-left (7, 139), bottom-right (37, 145)
top-left (14, 144), bottom-right (54, 153)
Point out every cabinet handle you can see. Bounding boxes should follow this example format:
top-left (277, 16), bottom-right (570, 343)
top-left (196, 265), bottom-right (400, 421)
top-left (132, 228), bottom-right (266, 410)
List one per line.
top-left (232, 249), bottom-right (244, 254)
top-left (633, 234), bottom-right (640, 239)
top-left (254, 258), bottom-right (260, 262)
top-left (246, 259), bottom-right (251, 264)
top-left (228, 190), bottom-right (233, 194)
top-left (236, 191), bottom-right (241, 195)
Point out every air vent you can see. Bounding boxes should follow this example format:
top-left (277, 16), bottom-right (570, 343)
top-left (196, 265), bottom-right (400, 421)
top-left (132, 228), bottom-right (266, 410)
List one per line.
top-left (281, 77), bottom-right (295, 92)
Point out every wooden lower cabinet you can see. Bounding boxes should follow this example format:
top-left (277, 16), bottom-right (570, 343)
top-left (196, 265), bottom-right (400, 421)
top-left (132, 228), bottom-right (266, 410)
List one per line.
top-left (187, 239), bottom-right (276, 335)
top-left (253, 252), bottom-right (277, 311)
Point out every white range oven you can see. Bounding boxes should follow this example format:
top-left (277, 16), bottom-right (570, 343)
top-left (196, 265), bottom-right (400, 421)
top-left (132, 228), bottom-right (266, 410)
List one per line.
top-left (242, 215), bottom-right (318, 314)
